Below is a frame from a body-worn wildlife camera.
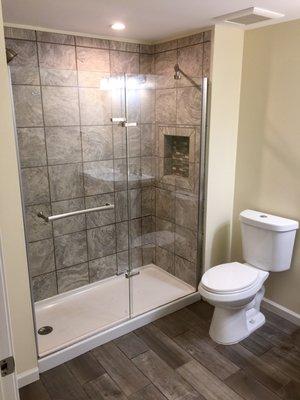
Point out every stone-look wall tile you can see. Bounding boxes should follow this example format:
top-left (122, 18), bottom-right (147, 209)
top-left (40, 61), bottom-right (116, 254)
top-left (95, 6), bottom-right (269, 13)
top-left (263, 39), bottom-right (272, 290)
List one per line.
top-left (155, 50), bottom-right (177, 89)
top-left (36, 31), bottom-right (75, 45)
top-left (140, 54), bottom-right (154, 74)
top-left (45, 126), bottom-right (82, 165)
top-left (42, 86), bottom-right (80, 126)
top-left (174, 255), bottom-right (196, 287)
top-left (49, 163), bottom-right (84, 201)
top-left (204, 30), bottom-right (212, 42)
top-left (52, 198), bottom-right (86, 236)
top-left (32, 272), bottom-right (57, 301)
top-left (83, 160), bottom-right (114, 196)
top-left (156, 218), bottom-right (174, 252)
top-left (175, 225), bottom-right (197, 262)
top-left (82, 126), bottom-right (113, 162)
top-left (21, 167), bottom-right (50, 205)
top-left (6, 39), bottom-right (39, 84)
top-left (128, 157), bottom-right (141, 190)
top-left (79, 88), bottom-right (111, 125)
top-left (142, 216), bottom-right (155, 245)
top-left (17, 128), bottom-right (47, 167)
top-left (142, 187), bottom-right (155, 216)
top-left (141, 124), bottom-right (155, 157)
top-left (126, 88), bottom-right (141, 123)
top-left (4, 27), bottom-right (36, 41)
top-left (25, 204), bottom-right (52, 242)
top-left (114, 158), bottom-right (127, 191)
top-left (131, 246), bottom-right (142, 269)
top-left (129, 189), bottom-right (142, 219)
top-left (87, 224), bottom-right (116, 259)
top-left (177, 32), bottom-right (204, 48)
top-left (78, 71), bottom-right (109, 88)
top-left (177, 86), bottom-right (201, 125)
top-left (89, 254), bottom-right (117, 282)
top-left (27, 239), bottom-right (55, 277)
top-left (76, 47), bottom-right (110, 72)
top-left (54, 231), bottom-right (88, 268)
top-left (141, 90), bottom-right (155, 123)
top-left (156, 246), bottom-right (174, 274)
top-left (110, 41), bottom-right (139, 53)
top-left (57, 263), bottom-right (89, 293)
top-left (113, 126), bottom-right (126, 159)
top-left (141, 157), bottom-right (155, 187)
top-left (12, 85), bottom-right (43, 127)
top-left (140, 44), bottom-right (154, 54)
top-left (75, 36), bottom-right (110, 49)
top-left (130, 218), bottom-right (142, 248)
top-left (156, 89), bottom-right (176, 124)
top-left (116, 221), bottom-right (129, 252)
top-left (110, 51), bottom-right (139, 75)
top-left (155, 188), bottom-right (175, 222)
top-left (85, 193), bottom-right (115, 228)
top-left (155, 40), bottom-right (178, 53)
top-left (40, 69), bottom-right (77, 86)
top-left (117, 250), bottom-right (128, 274)
top-left (127, 126), bottom-right (141, 157)
top-left (177, 44), bottom-right (203, 79)
top-left (203, 42), bottom-right (211, 78)
top-left (175, 193), bottom-right (198, 231)
top-left (38, 43), bottom-right (76, 70)
top-left (142, 244), bottom-right (155, 265)
top-left (115, 190), bottom-right (128, 222)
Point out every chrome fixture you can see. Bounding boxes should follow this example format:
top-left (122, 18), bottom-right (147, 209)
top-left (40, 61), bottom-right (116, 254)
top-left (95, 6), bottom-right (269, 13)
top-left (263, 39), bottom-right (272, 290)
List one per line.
top-left (6, 48), bottom-right (17, 64)
top-left (174, 63), bottom-right (181, 80)
top-left (37, 203), bottom-right (114, 222)
top-left (111, 117), bottom-right (138, 127)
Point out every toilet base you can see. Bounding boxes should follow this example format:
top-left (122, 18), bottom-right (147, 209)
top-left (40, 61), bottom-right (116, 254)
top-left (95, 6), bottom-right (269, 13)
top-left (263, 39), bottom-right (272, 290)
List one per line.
top-left (209, 306), bottom-right (265, 345)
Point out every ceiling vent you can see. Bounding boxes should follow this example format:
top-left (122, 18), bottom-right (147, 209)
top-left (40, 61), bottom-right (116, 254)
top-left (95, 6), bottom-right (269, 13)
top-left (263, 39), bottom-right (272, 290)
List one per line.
top-left (214, 7), bottom-right (284, 26)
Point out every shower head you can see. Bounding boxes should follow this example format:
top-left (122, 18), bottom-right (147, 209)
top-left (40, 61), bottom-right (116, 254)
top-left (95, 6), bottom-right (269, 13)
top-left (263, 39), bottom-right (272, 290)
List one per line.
top-left (174, 63), bottom-right (181, 80)
top-left (6, 48), bottom-right (17, 64)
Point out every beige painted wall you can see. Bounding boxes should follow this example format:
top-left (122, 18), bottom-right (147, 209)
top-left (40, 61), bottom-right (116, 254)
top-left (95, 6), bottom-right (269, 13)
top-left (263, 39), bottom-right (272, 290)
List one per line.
top-left (204, 24), bottom-right (244, 271)
top-left (0, 2), bottom-right (37, 374)
top-left (232, 19), bottom-right (300, 314)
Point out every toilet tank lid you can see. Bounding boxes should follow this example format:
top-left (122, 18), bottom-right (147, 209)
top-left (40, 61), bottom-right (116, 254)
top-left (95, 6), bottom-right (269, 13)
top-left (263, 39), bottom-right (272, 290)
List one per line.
top-left (240, 210), bottom-right (299, 232)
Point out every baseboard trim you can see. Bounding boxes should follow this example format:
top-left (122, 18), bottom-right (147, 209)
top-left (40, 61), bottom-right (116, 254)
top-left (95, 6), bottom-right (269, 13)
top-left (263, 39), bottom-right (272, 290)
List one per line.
top-left (262, 297), bottom-right (300, 326)
top-left (17, 367), bottom-right (39, 388)
top-left (38, 292), bottom-right (201, 373)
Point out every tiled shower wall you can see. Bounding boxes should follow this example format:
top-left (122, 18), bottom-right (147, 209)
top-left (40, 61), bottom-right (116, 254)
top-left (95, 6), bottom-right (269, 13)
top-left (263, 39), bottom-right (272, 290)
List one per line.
top-left (5, 26), bottom-right (211, 301)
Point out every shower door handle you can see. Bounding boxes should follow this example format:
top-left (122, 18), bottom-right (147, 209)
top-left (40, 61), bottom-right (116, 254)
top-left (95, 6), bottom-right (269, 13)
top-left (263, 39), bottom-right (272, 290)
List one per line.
top-left (121, 122), bottom-right (138, 127)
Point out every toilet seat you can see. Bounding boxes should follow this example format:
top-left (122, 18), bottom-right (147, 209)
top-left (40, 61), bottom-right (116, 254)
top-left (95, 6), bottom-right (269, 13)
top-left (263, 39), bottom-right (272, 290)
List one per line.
top-left (201, 262), bottom-right (260, 294)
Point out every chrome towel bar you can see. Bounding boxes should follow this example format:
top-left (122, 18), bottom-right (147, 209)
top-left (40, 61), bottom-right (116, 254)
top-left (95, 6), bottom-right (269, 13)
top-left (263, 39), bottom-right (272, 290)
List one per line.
top-left (37, 203), bottom-right (114, 222)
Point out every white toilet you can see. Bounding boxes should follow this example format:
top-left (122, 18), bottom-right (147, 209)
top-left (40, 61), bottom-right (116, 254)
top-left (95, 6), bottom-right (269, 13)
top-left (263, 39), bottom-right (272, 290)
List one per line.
top-left (199, 209), bottom-right (299, 345)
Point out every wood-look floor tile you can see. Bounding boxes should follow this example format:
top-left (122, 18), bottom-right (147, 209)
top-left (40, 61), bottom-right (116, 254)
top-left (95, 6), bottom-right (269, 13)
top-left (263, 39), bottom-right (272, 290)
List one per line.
top-left (153, 310), bottom-right (190, 338)
top-left (92, 341), bottom-right (150, 396)
top-left (132, 350), bottom-right (200, 400)
top-left (177, 359), bottom-right (244, 400)
top-left (291, 329), bottom-right (300, 349)
top-left (225, 370), bottom-right (282, 400)
top-left (128, 384), bottom-right (168, 400)
top-left (187, 300), bottom-right (214, 324)
top-left (278, 380), bottom-right (300, 400)
top-left (241, 331), bottom-right (274, 356)
top-left (174, 330), bottom-right (239, 380)
top-left (262, 345), bottom-right (300, 382)
top-left (263, 309), bottom-right (298, 335)
top-left (216, 343), bottom-right (290, 392)
top-left (256, 321), bottom-right (294, 349)
top-left (135, 324), bottom-right (191, 369)
top-left (66, 351), bottom-right (105, 385)
top-left (19, 379), bottom-right (51, 400)
top-left (114, 332), bottom-right (148, 359)
top-left (41, 364), bottom-right (89, 400)
top-left (83, 373), bottom-right (127, 400)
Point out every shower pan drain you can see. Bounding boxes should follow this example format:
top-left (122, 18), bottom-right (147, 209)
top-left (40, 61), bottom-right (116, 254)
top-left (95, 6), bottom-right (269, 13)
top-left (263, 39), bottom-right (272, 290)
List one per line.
top-left (38, 326), bottom-right (53, 335)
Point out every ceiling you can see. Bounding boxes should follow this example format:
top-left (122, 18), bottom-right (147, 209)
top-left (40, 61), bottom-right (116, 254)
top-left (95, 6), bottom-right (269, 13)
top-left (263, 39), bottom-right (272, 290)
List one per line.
top-left (2, 0), bottom-right (300, 42)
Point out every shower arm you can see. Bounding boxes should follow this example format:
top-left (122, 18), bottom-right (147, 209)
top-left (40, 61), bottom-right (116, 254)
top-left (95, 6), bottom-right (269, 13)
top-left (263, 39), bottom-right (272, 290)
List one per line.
top-left (37, 203), bottom-right (114, 222)
top-left (174, 65), bottom-right (200, 88)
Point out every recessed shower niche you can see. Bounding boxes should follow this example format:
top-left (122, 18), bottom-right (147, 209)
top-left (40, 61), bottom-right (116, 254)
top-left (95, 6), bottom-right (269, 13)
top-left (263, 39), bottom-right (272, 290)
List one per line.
top-left (159, 126), bottom-right (196, 190)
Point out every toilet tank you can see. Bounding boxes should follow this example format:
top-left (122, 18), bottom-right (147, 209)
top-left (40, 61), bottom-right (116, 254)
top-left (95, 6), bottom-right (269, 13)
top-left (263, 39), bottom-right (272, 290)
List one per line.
top-left (239, 210), bottom-right (299, 272)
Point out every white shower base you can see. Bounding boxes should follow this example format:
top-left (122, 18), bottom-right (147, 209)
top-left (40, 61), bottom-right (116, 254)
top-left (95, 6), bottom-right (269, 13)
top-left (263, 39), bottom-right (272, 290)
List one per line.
top-left (35, 264), bottom-right (195, 358)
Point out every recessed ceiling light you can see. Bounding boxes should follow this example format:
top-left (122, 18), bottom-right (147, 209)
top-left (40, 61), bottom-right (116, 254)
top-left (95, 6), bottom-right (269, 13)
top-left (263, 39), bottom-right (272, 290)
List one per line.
top-left (111, 22), bottom-right (125, 30)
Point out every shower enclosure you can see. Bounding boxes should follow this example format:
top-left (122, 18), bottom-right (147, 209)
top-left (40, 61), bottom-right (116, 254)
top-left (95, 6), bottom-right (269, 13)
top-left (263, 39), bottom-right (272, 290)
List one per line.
top-left (5, 26), bottom-right (211, 367)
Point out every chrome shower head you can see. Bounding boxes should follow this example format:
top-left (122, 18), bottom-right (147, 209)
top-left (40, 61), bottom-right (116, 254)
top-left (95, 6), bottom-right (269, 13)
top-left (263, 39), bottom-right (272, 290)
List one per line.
top-left (174, 63), bottom-right (181, 80)
top-left (6, 48), bottom-right (17, 64)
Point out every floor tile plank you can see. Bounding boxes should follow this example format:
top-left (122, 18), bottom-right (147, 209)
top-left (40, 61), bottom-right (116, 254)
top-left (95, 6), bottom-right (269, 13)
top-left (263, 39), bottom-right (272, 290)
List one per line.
top-left (128, 384), bottom-right (168, 400)
top-left (135, 324), bottom-right (191, 369)
top-left (263, 309), bottom-right (298, 335)
top-left (262, 345), bottom-right (300, 382)
top-left (41, 364), bottom-right (89, 400)
top-left (132, 350), bottom-right (200, 400)
top-left (241, 331), bottom-right (274, 356)
top-left (153, 311), bottom-right (190, 338)
top-left (277, 380), bottom-right (300, 400)
top-left (92, 341), bottom-right (150, 396)
top-left (19, 379), bottom-right (51, 400)
top-left (83, 373), bottom-right (127, 400)
top-left (177, 359), bottom-right (244, 400)
top-left (66, 351), bottom-right (105, 385)
top-left (225, 370), bottom-right (282, 400)
top-left (114, 332), bottom-right (148, 359)
top-left (174, 330), bottom-right (239, 380)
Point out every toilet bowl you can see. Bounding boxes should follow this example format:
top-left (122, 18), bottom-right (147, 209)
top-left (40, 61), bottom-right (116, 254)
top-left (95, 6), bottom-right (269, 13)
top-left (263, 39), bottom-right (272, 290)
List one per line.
top-left (199, 262), bottom-right (268, 344)
top-left (199, 210), bottom-right (298, 345)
